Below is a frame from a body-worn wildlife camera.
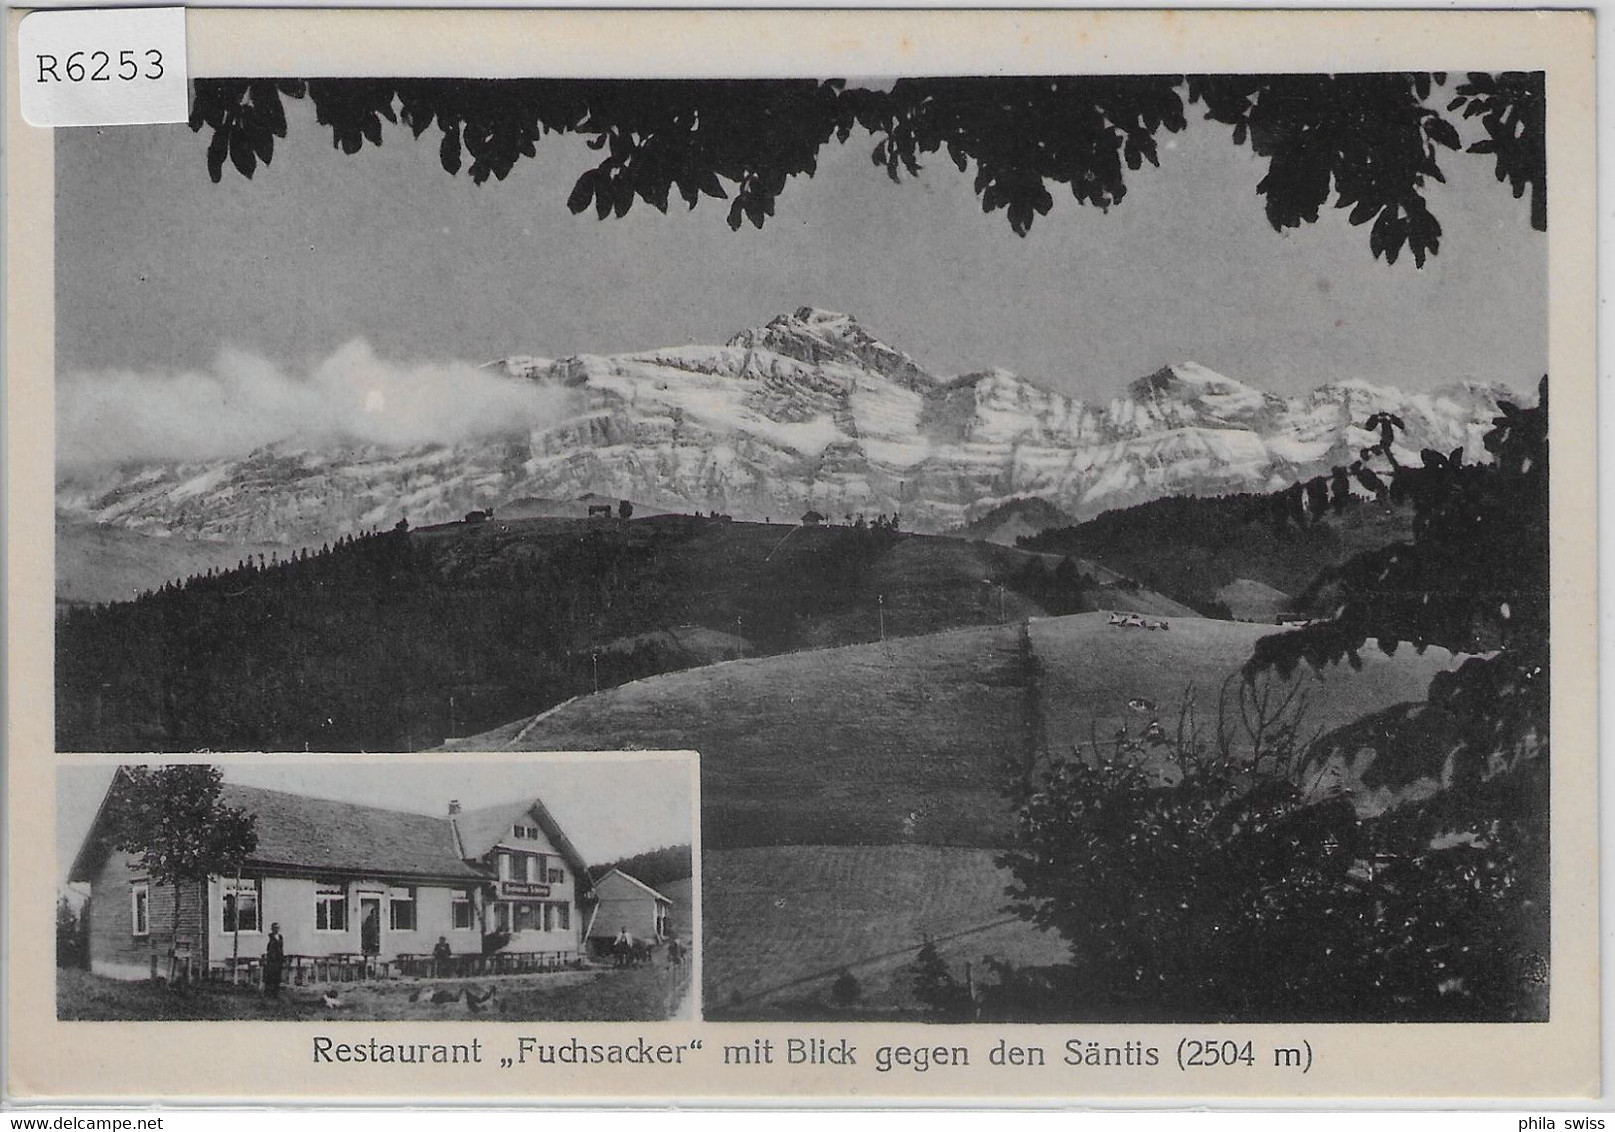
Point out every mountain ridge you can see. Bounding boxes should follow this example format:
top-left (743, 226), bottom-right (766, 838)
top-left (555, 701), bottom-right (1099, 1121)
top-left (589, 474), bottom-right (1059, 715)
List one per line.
top-left (57, 307), bottom-right (1522, 546)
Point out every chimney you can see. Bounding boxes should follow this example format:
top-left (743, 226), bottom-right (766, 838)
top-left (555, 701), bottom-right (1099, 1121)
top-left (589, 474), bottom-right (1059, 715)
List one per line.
top-left (448, 799), bottom-right (461, 816)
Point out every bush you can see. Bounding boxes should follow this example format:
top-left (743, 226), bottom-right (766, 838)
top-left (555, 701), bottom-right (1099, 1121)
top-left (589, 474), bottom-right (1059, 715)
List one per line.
top-left (908, 939), bottom-right (971, 1021)
top-left (57, 895), bottom-right (88, 970)
top-left (829, 969), bottom-right (860, 1005)
top-left (1003, 732), bottom-right (1544, 1021)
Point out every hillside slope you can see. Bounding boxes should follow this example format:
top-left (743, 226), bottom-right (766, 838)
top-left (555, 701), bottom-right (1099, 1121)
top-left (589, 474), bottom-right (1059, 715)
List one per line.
top-left (952, 497), bottom-right (1078, 546)
top-left (57, 522), bottom-right (287, 608)
top-left (460, 612), bottom-right (1458, 848)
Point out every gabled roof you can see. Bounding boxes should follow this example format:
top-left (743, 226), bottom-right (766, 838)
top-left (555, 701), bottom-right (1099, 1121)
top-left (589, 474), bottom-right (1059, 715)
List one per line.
top-left (452, 796), bottom-right (593, 893)
top-left (593, 867), bottom-right (672, 904)
top-left (217, 784), bottom-right (487, 882)
top-left (71, 775), bottom-right (526, 886)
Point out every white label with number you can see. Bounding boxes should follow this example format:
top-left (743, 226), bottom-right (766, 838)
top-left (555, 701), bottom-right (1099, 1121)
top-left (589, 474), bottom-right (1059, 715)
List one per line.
top-left (18, 7), bottom-right (187, 127)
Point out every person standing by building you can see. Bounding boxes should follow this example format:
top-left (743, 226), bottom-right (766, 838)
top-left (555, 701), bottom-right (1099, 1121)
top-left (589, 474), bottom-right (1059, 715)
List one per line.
top-left (432, 935), bottom-right (453, 977)
top-left (264, 922), bottom-right (285, 999)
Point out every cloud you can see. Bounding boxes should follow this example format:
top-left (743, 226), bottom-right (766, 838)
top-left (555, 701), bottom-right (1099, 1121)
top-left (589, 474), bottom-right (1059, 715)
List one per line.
top-left (57, 339), bottom-right (580, 469)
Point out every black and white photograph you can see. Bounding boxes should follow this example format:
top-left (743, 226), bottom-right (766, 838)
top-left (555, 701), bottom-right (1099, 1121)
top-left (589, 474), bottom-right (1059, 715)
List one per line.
top-left (46, 61), bottom-right (1561, 1035)
top-left (55, 756), bottom-right (698, 1022)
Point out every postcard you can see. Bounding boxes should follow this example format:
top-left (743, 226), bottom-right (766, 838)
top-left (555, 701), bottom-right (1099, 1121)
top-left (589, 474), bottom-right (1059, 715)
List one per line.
top-left (4, 6), bottom-right (1598, 1105)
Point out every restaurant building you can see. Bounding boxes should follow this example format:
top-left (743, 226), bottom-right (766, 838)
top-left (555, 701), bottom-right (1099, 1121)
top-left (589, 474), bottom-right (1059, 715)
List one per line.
top-left (68, 773), bottom-right (596, 980)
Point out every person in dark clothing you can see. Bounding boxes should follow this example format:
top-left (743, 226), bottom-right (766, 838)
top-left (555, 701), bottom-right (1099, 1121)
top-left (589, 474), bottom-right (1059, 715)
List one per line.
top-left (432, 935), bottom-right (453, 977)
top-left (264, 923), bottom-right (285, 998)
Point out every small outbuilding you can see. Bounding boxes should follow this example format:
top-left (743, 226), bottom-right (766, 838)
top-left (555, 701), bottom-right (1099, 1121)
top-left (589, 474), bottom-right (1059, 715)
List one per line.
top-left (800, 510), bottom-right (826, 526)
top-left (585, 869), bottom-right (673, 952)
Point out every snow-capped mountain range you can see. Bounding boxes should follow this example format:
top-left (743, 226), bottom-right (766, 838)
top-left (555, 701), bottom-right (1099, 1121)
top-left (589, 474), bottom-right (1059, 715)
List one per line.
top-left (57, 307), bottom-right (1518, 545)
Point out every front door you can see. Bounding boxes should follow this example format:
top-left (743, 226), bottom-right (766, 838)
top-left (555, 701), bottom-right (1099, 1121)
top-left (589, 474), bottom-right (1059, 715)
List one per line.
top-left (359, 897), bottom-right (381, 955)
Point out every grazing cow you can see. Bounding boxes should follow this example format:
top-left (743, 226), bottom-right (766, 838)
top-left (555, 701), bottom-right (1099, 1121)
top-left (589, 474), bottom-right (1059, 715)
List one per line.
top-left (1145, 618), bottom-right (1170, 631)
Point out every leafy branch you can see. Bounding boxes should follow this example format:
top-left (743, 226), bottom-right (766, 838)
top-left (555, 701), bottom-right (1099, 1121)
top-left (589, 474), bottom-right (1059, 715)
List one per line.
top-left (186, 72), bottom-right (1547, 256)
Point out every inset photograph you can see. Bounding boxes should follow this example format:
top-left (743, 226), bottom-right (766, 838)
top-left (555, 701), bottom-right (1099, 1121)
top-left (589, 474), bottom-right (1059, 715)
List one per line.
top-left (57, 755), bottom-right (697, 1021)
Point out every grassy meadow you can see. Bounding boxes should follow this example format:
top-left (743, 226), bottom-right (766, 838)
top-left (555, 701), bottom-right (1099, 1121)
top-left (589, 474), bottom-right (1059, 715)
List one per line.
top-left (483, 612), bottom-right (1458, 849)
top-left (702, 845), bottom-right (1067, 1019)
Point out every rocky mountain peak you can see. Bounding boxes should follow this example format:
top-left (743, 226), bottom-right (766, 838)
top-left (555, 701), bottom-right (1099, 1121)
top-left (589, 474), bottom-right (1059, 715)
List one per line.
top-left (727, 307), bottom-right (938, 392)
top-left (1125, 362), bottom-right (1284, 428)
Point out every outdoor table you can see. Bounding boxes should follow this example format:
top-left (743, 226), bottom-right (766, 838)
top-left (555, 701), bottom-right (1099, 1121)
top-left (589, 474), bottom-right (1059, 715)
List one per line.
top-left (328, 952), bottom-right (362, 982)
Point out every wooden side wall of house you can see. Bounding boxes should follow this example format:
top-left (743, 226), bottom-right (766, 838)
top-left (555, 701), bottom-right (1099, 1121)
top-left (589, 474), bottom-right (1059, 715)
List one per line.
top-left (86, 848), bottom-right (206, 980)
top-left (587, 875), bottom-right (668, 942)
top-left (590, 895), bottom-right (664, 942)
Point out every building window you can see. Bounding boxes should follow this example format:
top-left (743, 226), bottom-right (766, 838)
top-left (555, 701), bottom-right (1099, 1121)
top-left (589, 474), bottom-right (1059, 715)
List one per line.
top-left (513, 826), bottom-right (526, 840)
top-left (556, 903), bottom-right (569, 931)
top-left (513, 903), bottom-right (539, 933)
top-left (451, 893), bottom-right (474, 931)
top-left (542, 903), bottom-right (554, 932)
top-left (497, 853), bottom-right (511, 881)
top-left (491, 902), bottom-right (510, 933)
top-left (130, 883), bottom-right (149, 937)
top-left (526, 855), bottom-right (544, 884)
top-left (221, 878), bottom-right (261, 934)
top-left (513, 823), bottom-right (538, 840)
top-left (548, 868), bottom-right (564, 884)
top-left (389, 887), bottom-right (417, 932)
top-left (315, 889), bottom-right (347, 932)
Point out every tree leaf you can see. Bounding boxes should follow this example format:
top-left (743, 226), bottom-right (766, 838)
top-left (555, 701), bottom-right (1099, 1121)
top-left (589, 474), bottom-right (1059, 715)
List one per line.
top-left (228, 128), bottom-right (257, 178)
top-left (206, 124), bottom-right (229, 183)
top-left (1424, 115), bottom-right (1461, 150)
top-left (439, 125), bottom-right (462, 175)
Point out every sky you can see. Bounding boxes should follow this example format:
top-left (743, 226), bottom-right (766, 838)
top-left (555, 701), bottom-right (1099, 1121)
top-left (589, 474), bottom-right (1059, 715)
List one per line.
top-left (57, 756), bottom-right (696, 885)
top-left (55, 80), bottom-right (1547, 469)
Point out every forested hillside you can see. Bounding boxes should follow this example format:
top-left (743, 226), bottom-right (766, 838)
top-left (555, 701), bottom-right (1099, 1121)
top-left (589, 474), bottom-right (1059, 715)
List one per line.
top-left (1019, 491), bottom-right (1414, 617)
top-left (56, 515), bottom-right (1094, 752)
top-left (590, 845), bottom-right (694, 888)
